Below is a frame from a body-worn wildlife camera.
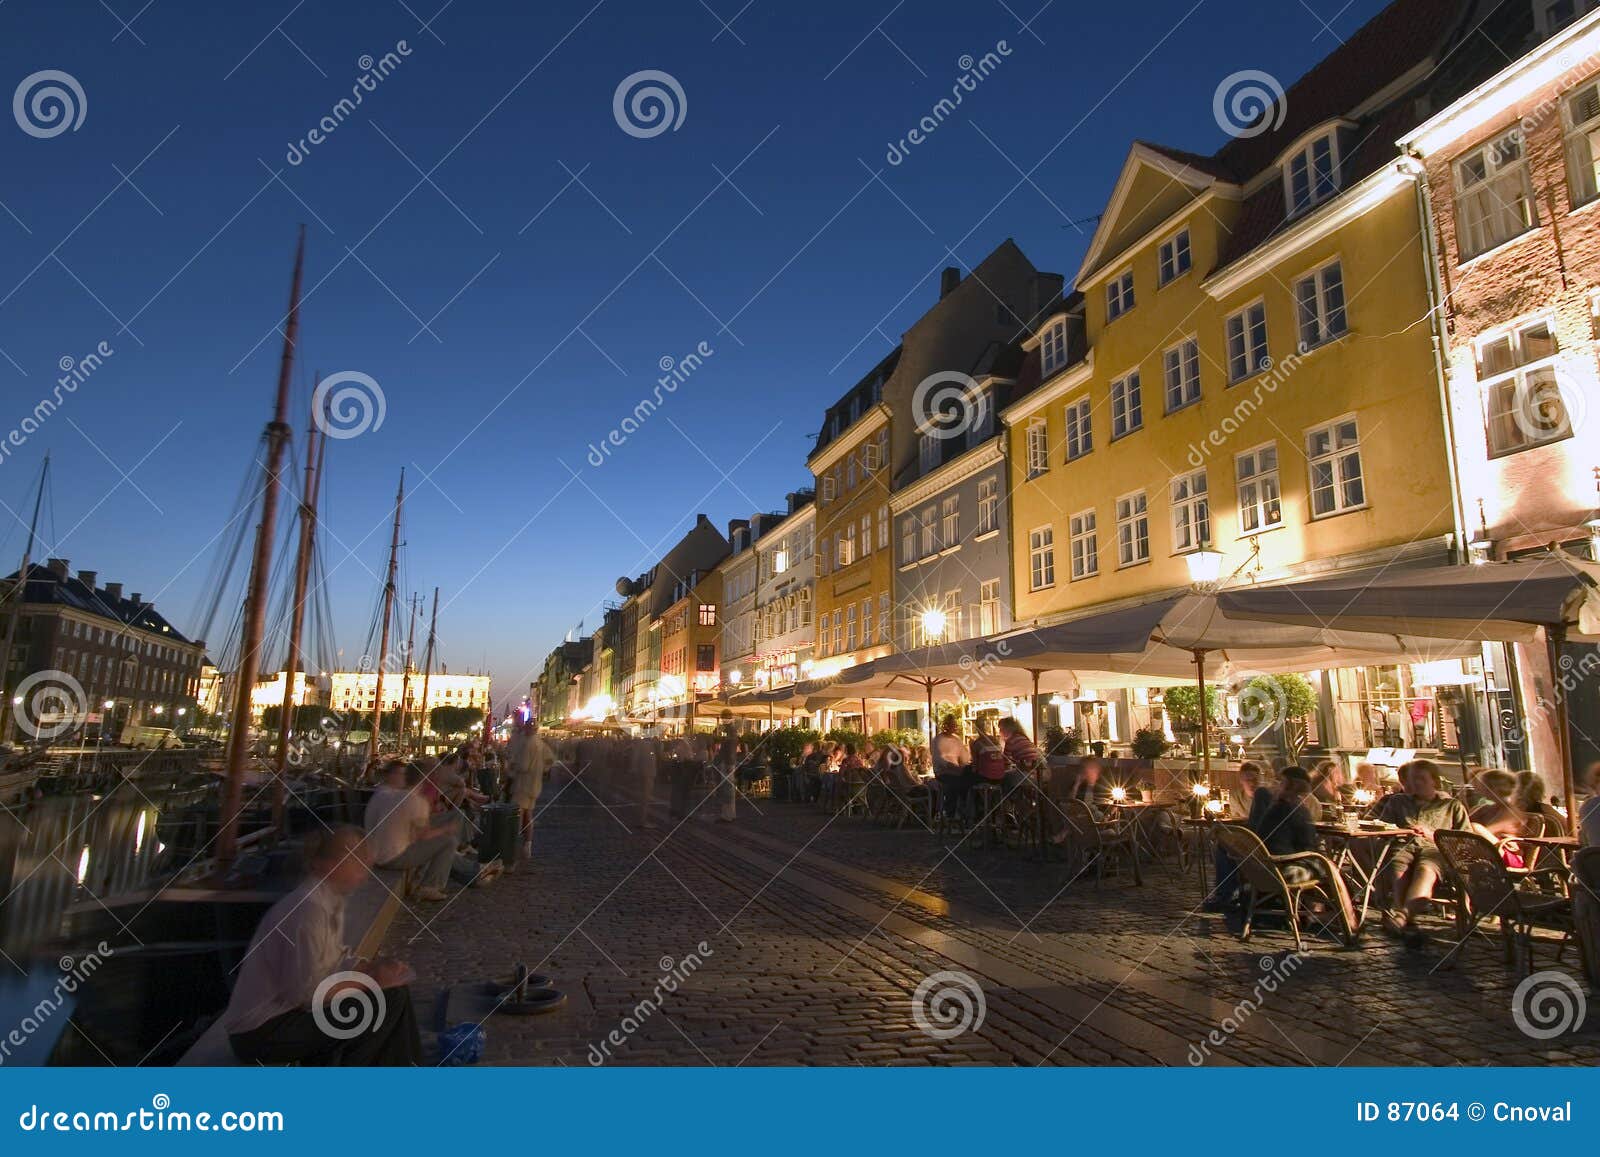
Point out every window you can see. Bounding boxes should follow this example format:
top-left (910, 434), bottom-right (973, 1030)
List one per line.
top-left (1026, 419), bottom-right (1049, 477)
top-left (1566, 80), bottom-right (1600, 210)
top-left (1170, 469), bottom-right (1210, 552)
top-left (1109, 371), bottom-right (1142, 438)
top-left (696, 644), bottom-right (716, 672)
top-left (861, 599), bottom-right (872, 648)
top-left (845, 604), bottom-right (857, 651)
top-left (878, 504), bottom-right (889, 550)
top-left (878, 592), bottom-right (889, 644)
top-left (1236, 444), bottom-right (1282, 533)
top-left (941, 496), bottom-right (959, 547)
top-left (862, 438), bottom-right (882, 471)
top-left (1163, 338), bottom-right (1201, 411)
top-left (1029, 526), bottom-right (1055, 590)
top-left (801, 588), bottom-right (813, 627)
top-left (1158, 229), bottom-right (1191, 285)
top-left (1106, 271), bottom-right (1134, 321)
top-left (920, 506), bottom-right (937, 556)
top-left (1069, 511), bottom-right (1098, 579)
top-left (1226, 302), bottom-right (1269, 382)
top-left (1455, 128), bottom-right (1536, 259)
top-left (919, 431), bottom-right (940, 476)
top-left (1540, 0), bottom-right (1599, 38)
top-left (1115, 492), bottom-right (1149, 567)
top-left (821, 474), bottom-right (835, 502)
top-left (1295, 261), bottom-right (1347, 349)
top-left (1041, 319), bottom-right (1069, 377)
top-left (901, 517), bottom-right (917, 564)
top-left (1286, 132), bottom-right (1338, 214)
top-left (860, 514), bottom-right (872, 556)
top-left (771, 550), bottom-right (788, 575)
top-left (1306, 418), bottom-right (1365, 517)
top-left (977, 475), bottom-right (998, 535)
top-left (978, 579), bottom-right (1001, 636)
top-left (698, 603), bottom-right (716, 626)
top-left (1478, 319), bottom-right (1572, 456)
top-left (846, 454), bottom-right (858, 490)
top-left (1065, 398), bottom-right (1092, 460)
top-left (838, 525), bottom-right (855, 567)
top-left (831, 610), bottom-right (843, 653)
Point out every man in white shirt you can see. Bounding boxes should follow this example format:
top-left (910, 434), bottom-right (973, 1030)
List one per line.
top-left (224, 825), bottom-right (421, 1065)
top-left (364, 761), bottom-right (455, 900)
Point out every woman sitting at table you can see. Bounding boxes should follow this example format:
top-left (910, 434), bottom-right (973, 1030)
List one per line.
top-left (1373, 759), bottom-right (1472, 946)
top-left (1227, 762), bottom-right (1271, 822)
top-left (1514, 771), bottom-right (1567, 834)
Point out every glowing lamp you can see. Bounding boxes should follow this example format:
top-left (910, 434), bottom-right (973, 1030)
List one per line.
top-left (1352, 787), bottom-right (1375, 806)
top-left (1190, 781), bottom-right (1211, 798)
top-left (1109, 786), bottom-right (1127, 803)
top-left (1205, 798), bottom-right (1224, 815)
top-left (920, 607), bottom-right (947, 641)
top-left (728, 669), bottom-right (743, 686)
top-left (1181, 545), bottom-right (1224, 589)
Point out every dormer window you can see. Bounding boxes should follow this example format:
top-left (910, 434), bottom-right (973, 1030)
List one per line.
top-left (1286, 132), bottom-right (1339, 215)
top-left (1157, 229), bottom-right (1191, 285)
top-left (1040, 319), bottom-right (1068, 377)
top-left (1455, 127), bottom-right (1536, 259)
top-left (1105, 271), bottom-right (1134, 322)
top-left (1538, 0), bottom-right (1598, 37)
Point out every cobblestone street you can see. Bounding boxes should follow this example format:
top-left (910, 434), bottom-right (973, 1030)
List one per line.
top-left (387, 779), bottom-right (1600, 1066)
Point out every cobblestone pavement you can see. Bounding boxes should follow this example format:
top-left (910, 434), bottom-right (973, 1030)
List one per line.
top-left (386, 774), bottom-right (1600, 1066)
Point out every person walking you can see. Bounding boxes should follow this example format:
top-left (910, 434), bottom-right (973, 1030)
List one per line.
top-left (630, 737), bottom-right (659, 829)
top-left (506, 718), bottom-right (550, 856)
top-left (714, 711), bottom-right (738, 822)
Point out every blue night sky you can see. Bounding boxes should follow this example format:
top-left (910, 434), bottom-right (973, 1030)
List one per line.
top-left (0, 0), bottom-right (1391, 708)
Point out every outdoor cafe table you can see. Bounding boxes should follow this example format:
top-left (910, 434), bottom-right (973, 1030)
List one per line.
top-left (1106, 800), bottom-right (1183, 864)
top-left (1513, 833), bottom-right (1580, 871)
top-left (1315, 823), bottom-right (1413, 927)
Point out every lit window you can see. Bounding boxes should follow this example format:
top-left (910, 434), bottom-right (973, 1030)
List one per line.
top-left (919, 431), bottom-right (940, 476)
top-left (920, 506), bottom-right (937, 556)
top-left (1163, 339), bottom-right (1201, 411)
top-left (1041, 320), bottom-right (1069, 376)
top-left (1110, 372), bottom-right (1142, 438)
top-left (1226, 302), bottom-right (1269, 382)
top-left (1477, 319), bottom-right (1573, 456)
top-left (877, 504), bottom-right (889, 550)
top-left (698, 604), bottom-right (716, 626)
top-left (1170, 469), bottom-right (1210, 552)
top-left (1026, 419), bottom-right (1049, 478)
top-left (771, 550), bottom-right (788, 574)
top-left (1029, 526), bottom-right (1055, 590)
top-left (1105, 271), bottom-right (1134, 321)
top-left (941, 496), bottom-right (959, 547)
top-left (1069, 511), bottom-right (1097, 580)
top-left (1115, 492), bottom-right (1149, 567)
top-left (900, 517), bottom-right (917, 565)
top-left (1455, 128), bottom-right (1536, 259)
top-left (977, 475), bottom-right (998, 535)
top-left (1286, 132), bottom-right (1339, 214)
top-left (1306, 418), bottom-right (1365, 517)
top-left (1295, 261), bottom-right (1347, 349)
top-left (978, 579), bottom-right (1001, 635)
top-left (1158, 229), bottom-right (1191, 285)
top-left (1064, 398), bottom-right (1092, 460)
top-left (1566, 78), bottom-right (1600, 209)
top-left (1236, 444), bottom-right (1282, 534)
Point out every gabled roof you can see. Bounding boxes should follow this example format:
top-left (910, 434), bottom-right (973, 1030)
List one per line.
top-left (7, 563), bottom-right (197, 644)
top-left (1074, 142), bottom-right (1237, 285)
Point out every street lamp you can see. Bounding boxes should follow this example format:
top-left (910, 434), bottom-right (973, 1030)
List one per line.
top-left (1181, 544), bottom-right (1225, 591)
top-left (920, 607), bottom-right (947, 642)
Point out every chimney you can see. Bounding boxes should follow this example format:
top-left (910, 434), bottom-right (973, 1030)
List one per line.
top-left (129, 593), bottom-right (142, 606)
top-left (940, 266), bottom-right (961, 299)
top-left (104, 582), bottom-right (123, 601)
top-left (77, 570), bottom-right (97, 589)
top-left (46, 558), bottom-right (69, 579)
top-left (727, 517), bottom-right (750, 544)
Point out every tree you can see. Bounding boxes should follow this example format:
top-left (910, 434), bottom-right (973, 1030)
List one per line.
top-left (1240, 673), bottom-right (1319, 762)
top-left (1162, 685), bottom-right (1223, 735)
top-left (429, 705), bottom-right (483, 736)
top-left (259, 703), bottom-right (336, 733)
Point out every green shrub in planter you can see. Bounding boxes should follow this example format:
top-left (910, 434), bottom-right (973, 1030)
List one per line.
top-left (1130, 728), bottom-right (1169, 760)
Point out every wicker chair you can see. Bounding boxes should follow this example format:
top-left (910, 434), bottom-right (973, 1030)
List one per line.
top-left (1434, 828), bottom-right (1573, 974)
top-left (1213, 823), bottom-right (1358, 952)
top-left (1053, 798), bottom-right (1141, 888)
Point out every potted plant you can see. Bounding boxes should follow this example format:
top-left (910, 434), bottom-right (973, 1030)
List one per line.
top-left (1237, 673), bottom-right (1318, 763)
top-left (1161, 685), bottom-right (1224, 749)
top-left (1130, 728), bottom-right (1168, 760)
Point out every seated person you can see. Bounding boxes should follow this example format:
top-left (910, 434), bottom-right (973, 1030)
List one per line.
top-left (1068, 758), bottom-right (1114, 811)
top-left (1372, 758), bottom-right (1471, 942)
top-left (1306, 758), bottom-right (1346, 822)
top-left (931, 718), bottom-right (975, 821)
top-left (997, 717), bottom-right (1042, 794)
top-left (1469, 768), bottom-right (1526, 840)
top-left (1246, 767), bottom-right (1358, 938)
top-left (1581, 762), bottom-right (1600, 848)
top-left (225, 825), bottom-right (422, 1065)
top-left (1227, 761), bottom-right (1268, 819)
top-left (1208, 763), bottom-right (1272, 911)
top-left (364, 763), bottom-right (495, 901)
top-left (1514, 771), bottom-right (1567, 834)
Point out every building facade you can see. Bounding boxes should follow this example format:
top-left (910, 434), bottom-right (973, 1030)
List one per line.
top-left (326, 669), bottom-right (492, 725)
top-left (750, 491), bottom-right (816, 691)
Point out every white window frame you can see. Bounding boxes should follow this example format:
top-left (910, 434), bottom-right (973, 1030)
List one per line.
top-left (1235, 443), bottom-right (1282, 535)
top-left (1028, 525), bottom-right (1056, 591)
top-left (1025, 418), bottom-right (1049, 478)
top-left (1476, 316), bottom-right (1573, 457)
top-left (1454, 127), bottom-right (1537, 260)
top-left (1064, 397), bottom-right (1093, 461)
top-left (1226, 300), bottom-right (1269, 383)
top-left (860, 513), bottom-right (872, 556)
top-left (1306, 416), bottom-right (1366, 518)
top-left (920, 506), bottom-right (937, 556)
top-left (1110, 371), bottom-right (1143, 439)
top-left (1163, 338), bottom-right (1201, 412)
top-left (1068, 510), bottom-right (1098, 580)
top-left (919, 430), bottom-right (940, 476)
top-left (1170, 468), bottom-right (1210, 553)
top-left (820, 474), bottom-right (835, 502)
top-left (978, 579), bottom-right (1000, 636)
top-left (941, 495), bottom-right (959, 549)
top-left (1294, 260), bottom-right (1347, 350)
top-left (977, 475), bottom-right (998, 535)
top-left (1040, 319), bottom-right (1069, 377)
top-left (900, 516), bottom-right (917, 565)
top-left (1115, 491), bottom-right (1149, 568)
top-left (877, 503), bottom-right (889, 551)
top-left (1158, 228), bottom-right (1192, 286)
top-left (1105, 270), bottom-right (1135, 322)
top-left (1565, 76), bottom-right (1600, 210)
top-left (1285, 131), bottom-right (1340, 215)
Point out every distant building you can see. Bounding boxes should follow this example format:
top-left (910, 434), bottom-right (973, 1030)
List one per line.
top-left (325, 669), bottom-right (491, 729)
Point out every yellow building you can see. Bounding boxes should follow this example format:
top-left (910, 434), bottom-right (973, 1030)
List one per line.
top-left (657, 567), bottom-right (722, 727)
top-left (248, 670), bottom-right (318, 722)
top-left (325, 669), bottom-right (491, 726)
top-left (1004, 17), bottom-right (1467, 753)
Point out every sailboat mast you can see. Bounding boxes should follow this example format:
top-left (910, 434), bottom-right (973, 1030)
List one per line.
top-left (272, 391), bottom-right (326, 827)
top-left (418, 587), bottom-right (438, 749)
top-left (368, 470), bottom-right (404, 764)
top-left (220, 225), bottom-right (305, 868)
top-left (0, 454), bottom-right (50, 746)
top-left (397, 593), bottom-right (418, 748)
